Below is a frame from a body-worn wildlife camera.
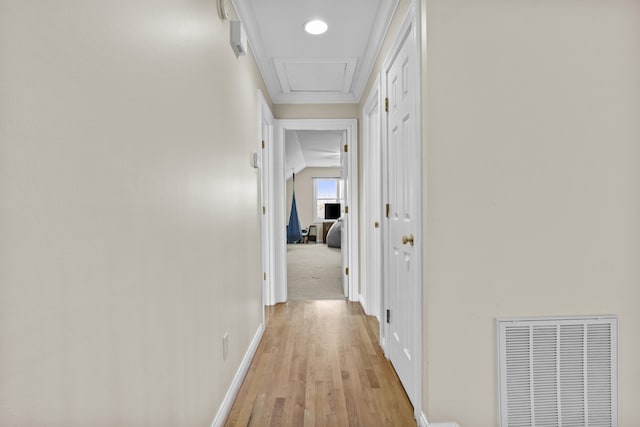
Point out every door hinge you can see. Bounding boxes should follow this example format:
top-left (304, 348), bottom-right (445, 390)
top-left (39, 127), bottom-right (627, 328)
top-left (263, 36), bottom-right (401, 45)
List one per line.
top-left (345, 267), bottom-right (349, 276)
top-left (344, 206), bottom-right (349, 214)
top-left (385, 203), bottom-right (390, 218)
top-left (262, 206), bottom-right (266, 215)
top-left (385, 97), bottom-right (389, 112)
top-left (263, 272), bottom-right (267, 280)
top-left (344, 144), bottom-right (348, 153)
top-left (386, 309), bottom-right (390, 323)
top-left (261, 140), bottom-right (265, 149)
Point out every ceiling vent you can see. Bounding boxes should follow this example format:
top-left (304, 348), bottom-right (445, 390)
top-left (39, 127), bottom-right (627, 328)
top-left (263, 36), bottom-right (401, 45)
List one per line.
top-left (497, 316), bottom-right (618, 427)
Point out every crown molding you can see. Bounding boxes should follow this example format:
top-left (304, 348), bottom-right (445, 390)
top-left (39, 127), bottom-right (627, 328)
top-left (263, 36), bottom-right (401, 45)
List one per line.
top-left (351, 0), bottom-right (399, 101)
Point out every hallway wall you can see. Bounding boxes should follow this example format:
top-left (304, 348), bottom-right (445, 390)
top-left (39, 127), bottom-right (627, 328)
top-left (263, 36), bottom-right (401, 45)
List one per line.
top-left (0, 2), bottom-right (269, 425)
top-left (423, 1), bottom-right (640, 425)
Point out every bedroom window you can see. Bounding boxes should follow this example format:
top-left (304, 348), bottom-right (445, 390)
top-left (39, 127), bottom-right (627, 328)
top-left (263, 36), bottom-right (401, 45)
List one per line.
top-left (312, 177), bottom-right (343, 223)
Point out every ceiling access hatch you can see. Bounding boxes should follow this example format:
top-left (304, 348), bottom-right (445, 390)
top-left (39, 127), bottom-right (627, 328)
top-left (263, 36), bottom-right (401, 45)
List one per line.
top-left (274, 58), bottom-right (357, 94)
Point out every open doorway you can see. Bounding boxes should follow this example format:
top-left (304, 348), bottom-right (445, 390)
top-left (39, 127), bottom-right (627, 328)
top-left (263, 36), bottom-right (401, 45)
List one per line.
top-left (284, 130), bottom-right (345, 300)
top-left (271, 119), bottom-right (358, 304)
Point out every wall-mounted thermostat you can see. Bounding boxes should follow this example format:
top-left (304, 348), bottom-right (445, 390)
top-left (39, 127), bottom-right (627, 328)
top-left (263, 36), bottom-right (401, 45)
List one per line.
top-left (230, 21), bottom-right (247, 58)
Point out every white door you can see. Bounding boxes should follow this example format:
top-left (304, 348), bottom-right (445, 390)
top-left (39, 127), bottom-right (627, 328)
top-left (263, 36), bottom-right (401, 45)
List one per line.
top-left (363, 82), bottom-right (382, 320)
top-left (384, 25), bottom-right (419, 406)
top-left (340, 132), bottom-right (348, 298)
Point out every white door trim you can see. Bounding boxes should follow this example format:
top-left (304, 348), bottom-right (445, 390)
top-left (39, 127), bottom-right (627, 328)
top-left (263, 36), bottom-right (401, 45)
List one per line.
top-left (273, 119), bottom-right (359, 303)
top-left (362, 74), bottom-right (383, 323)
top-left (380, 1), bottom-right (423, 420)
top-left (257, 90), bottom-right (275, 312)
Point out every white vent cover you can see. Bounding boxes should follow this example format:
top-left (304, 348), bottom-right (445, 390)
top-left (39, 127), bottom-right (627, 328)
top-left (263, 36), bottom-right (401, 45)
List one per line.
top-left (497, 316), bottom-right (618, 427)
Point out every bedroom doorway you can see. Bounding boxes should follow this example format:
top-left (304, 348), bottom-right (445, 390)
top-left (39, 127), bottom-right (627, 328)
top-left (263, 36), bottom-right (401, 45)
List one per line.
top-left (273, 119), bottom-right (358, 304)
top-left (286, 170), bottom-right (344, 300)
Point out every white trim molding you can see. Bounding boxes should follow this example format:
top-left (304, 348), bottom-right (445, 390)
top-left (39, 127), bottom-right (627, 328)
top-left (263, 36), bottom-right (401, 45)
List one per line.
top-left (422, 410), bottom-right (463, 427)
top-left (257, 90), bottom-right (276, 308)
top-left (361, 72), bottom-right (383, 325)
top-left (210, 323), bottom-right (265, 427)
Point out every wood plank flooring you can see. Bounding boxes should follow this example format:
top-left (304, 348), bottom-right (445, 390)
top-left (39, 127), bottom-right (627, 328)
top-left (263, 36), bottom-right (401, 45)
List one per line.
top-left (224, 300), bottom-right (415, 427)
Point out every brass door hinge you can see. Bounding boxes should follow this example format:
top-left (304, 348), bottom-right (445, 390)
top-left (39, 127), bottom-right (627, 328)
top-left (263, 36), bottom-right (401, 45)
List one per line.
top-left (261, 140), bottom-right (265, 149)
top-left (345, 206), bottom-right (349, 214)
top-left (263, 272), bottom-right (267, 280)
top-left (385, 97), bottom-right (389, 112)
top-left (344, 144), bottom-right (348, 153)
top-left (262, 206), bottom-right (266, 215)
top-left (345, 267), bottom-right (349, 276)
top-left (386, 203), bottom-right (390, 218)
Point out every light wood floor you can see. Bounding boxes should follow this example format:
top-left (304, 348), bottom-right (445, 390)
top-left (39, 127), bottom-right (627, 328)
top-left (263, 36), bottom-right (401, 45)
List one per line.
top-left (224, 300), bottom-right (415, 427)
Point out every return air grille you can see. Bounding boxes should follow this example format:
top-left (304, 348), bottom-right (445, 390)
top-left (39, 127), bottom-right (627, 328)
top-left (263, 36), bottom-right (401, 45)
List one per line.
top-left (497, 316), bottom-right (617, 427)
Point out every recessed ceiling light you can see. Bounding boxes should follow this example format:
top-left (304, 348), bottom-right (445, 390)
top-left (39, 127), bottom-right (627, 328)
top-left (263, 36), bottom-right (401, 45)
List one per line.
top-left (304, 20), bottom-right (328, 35)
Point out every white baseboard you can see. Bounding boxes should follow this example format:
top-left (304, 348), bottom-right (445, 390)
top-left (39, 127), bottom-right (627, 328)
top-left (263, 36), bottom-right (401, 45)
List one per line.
top-left (210, 322), bottom-right (265, 427)
top-left (358, 293), bottom-right (368, 314)
top-left (419, 412), bottom-right (429, 427)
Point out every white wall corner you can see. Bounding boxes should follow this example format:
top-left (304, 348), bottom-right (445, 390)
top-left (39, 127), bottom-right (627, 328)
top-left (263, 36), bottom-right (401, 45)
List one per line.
top-left (210, 322), bottom-right (265, 427)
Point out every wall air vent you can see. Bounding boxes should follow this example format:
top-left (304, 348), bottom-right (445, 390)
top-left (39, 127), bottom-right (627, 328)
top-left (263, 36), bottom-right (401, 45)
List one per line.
top-left (497, 316), bottom-right (618, 427)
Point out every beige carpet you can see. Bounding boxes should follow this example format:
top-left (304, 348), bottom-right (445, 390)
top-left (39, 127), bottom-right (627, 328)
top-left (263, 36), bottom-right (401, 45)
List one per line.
top-left (287, 243), bottom-right (344, 300)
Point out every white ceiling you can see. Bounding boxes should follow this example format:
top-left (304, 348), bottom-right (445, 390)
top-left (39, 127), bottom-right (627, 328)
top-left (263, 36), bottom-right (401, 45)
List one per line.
top-left (233, 0), bottom-right (399, 103)
top-left (285, 130), bottom-right (344, 178)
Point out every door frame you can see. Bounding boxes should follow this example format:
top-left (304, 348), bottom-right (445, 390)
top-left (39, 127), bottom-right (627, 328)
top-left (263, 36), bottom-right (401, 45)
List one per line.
top-left (273, 119), bottom-right (359, 303)
top-left (362, 74), bottom-right (383, 324)
top-left (380, 2), bottom-right (423, 420)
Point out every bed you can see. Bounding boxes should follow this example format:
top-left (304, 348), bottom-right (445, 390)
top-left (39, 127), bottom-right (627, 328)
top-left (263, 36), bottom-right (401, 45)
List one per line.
top-left (325, 218), bottom-right (342, 248)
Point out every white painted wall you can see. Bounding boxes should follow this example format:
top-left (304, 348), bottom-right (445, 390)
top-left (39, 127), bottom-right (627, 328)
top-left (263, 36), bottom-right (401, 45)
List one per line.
top-left (423, 1), bottom-right (640, 426)
top-left (0, 1), bottom-right (269, 425)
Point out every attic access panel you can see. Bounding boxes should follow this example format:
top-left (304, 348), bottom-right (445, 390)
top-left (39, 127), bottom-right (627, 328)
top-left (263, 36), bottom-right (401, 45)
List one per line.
top-left (274, 58), bottom-right (357, 94)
